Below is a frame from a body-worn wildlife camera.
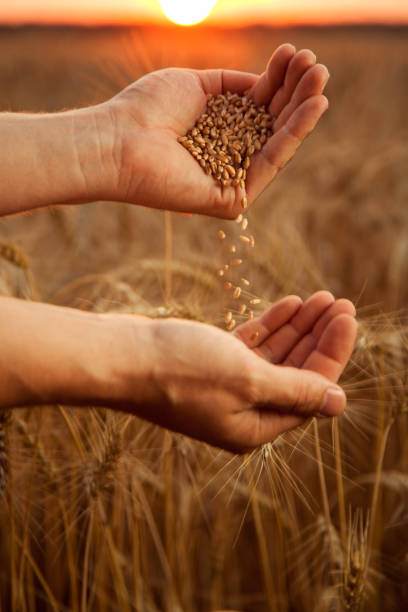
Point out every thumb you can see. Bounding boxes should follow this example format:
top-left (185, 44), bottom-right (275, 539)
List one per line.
top-left (250, 364), bottom-right (346, 442)
top-left (257, 363), bottom-right (346, 418)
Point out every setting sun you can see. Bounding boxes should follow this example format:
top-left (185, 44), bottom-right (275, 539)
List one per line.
top-left (158, 0), bottom-right (219, 25)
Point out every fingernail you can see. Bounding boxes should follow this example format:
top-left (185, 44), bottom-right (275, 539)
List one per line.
top-left (320, 388), bottom-right (346, 417)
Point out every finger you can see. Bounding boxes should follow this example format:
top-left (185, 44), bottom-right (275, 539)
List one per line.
top-left (283, 299), bottom-right (356, 368)
top-left (301, 314), bottom-right (358, 381)
top-left (233, 295), bottom-right (302, 348)
top-left (248, 43), bottom-right (296, 106)
top-left (258, 410), bottom-right (307, 441)
top-left (312, 299), bottom-right (356, 338)
top-left (246, 95), bottom-right (328, 202)
top-left (197, 69), bottom-right (258, 96)
top-left (255, 361), bottom-right (346, 418)
top-left (258, 291), bottom-right (334, 363)
top-left (274, 64), bottom-right (329, 132)
top-left (269, 48), bottom-right (317, 118)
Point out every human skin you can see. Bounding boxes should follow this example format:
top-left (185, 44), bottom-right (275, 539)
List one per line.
top-left (0, 292), bottom-right (356, 453)
top-left (0, 44), bottom-right (357, 452)
top-left (0, 44), bottom-right (328, 217)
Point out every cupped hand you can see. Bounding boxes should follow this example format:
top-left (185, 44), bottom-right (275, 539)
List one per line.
top-left (106, 44), bottom-right (329, 218)
top-left (137, 291), bottom-right (356, 453)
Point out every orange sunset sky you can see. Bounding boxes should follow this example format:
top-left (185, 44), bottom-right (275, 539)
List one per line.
top-left (1, 0), bottom-right (408, 26)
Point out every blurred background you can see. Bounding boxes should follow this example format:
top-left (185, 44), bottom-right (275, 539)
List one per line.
top-left (0, 0), bottom-right (407, 309)
top-left (1, 2), bottom-right (408, 612)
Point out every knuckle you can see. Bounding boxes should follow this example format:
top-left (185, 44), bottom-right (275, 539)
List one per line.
top-left (290, 379), bottom-right (312, 415)
top-left (239, 368), bottom-right (262, 405)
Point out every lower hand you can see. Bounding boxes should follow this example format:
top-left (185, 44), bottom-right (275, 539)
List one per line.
top-left (131, 291), bottom-right (356, 453)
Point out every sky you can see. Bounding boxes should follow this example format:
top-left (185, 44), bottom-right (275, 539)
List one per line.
top-left (1, 0), bottom-right (408, 26)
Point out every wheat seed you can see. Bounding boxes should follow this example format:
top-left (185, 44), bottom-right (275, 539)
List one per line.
top-left (176, 92), bottom-right (273, 327)
top-left (226, 319), bottom-right (236, 331)
top-left (225, 311), bottom-right (233, 324)
top-left (250, 298), bottom-right (261, 305)
top-left (241, 278), bottom-right (250, 286)
top-left (178, 92), bottom-right (273, 190)
top-left (248, 311), bottom-right (254, 320)
top-left (251, 331), bottom-right (260, 342)
top-left (239, 304), bottom-right (247, 315)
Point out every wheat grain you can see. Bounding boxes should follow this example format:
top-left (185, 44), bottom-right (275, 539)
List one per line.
top-left (250, 298), bottom-right (261, 305)
top-left (239, 235), bottom-right (251, 244)
top-left (241, 278), bottom-right (250, 286)
top-left (178, 92), bottom-right (273, 195)
top-left (218, 230), bottom-right (226, 240)
top-left (224, 311), bottom-right (233, 324)
top-left (233, 287), bottom-right (242, 299)
top-left (241, 196), bottom-right (248, 210)
top-left (231, 259), bottom-right (242, 267)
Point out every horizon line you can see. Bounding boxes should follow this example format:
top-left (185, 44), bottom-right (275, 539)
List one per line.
top-left (1, 18), bottom-right (408, 28)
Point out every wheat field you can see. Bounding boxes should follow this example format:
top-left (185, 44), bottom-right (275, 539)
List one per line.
top-left (0, 25), bottom-right (408, 611)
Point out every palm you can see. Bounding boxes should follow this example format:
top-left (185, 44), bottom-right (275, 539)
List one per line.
top-left (232, 291), bottom-right (357, 440)
top-left (114, 44), bottom-right (329, 217)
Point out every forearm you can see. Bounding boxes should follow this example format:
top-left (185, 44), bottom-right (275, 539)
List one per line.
top-left (0, 297), bottom-right (156, 410)
top-left (0, 105), bottom-right (116, 215)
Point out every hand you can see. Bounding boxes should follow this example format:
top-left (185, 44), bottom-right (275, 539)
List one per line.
top-left (105, 44), bottom-right (329, 218)
top-left (134, 291), bottom-right (356, 453)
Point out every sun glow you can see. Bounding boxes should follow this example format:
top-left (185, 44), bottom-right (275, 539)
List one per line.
top-left (158, 0), bottom-right (219, 25)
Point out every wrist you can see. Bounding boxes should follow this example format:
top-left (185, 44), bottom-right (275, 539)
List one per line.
top-left (0, 105), bottom-right (117, 214)
top-left (0, 298), bottom-right (158, 411)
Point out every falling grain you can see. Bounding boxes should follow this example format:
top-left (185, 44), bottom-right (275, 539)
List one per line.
top-left (224, 311), bottom-right (233, 324)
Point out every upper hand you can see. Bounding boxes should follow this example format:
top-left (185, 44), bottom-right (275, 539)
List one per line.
top-left (105, 44), bottom-right (329, 217)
